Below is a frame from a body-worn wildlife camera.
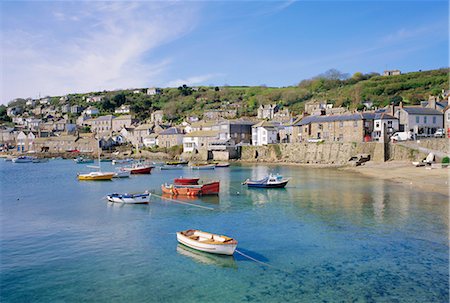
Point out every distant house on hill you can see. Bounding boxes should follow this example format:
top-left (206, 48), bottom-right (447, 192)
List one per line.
top-left (85, 96), bottom-right (104, 103)
top-left (150, 110), bottom-right (164, 124)
top-left (257, 104), bottom-right (279, 119)
top-left (115, 104), bottom-right (131, 114)
top-left (147, 87), bottom-right (161, 95)
top-left (383, 70), bottom-right (401, 76)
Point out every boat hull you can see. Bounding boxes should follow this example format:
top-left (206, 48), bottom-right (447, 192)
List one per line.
top-left (246, 180), bottom-right (289, 188)
top-left (106, 193), bottom-right (150, 204)
top-left (160, 165), bottom-right (185, 170)
top-left (113, 170), bottom-right (131, 178)
top-left (161, 185), bottom-right (202, 196)
top-left (190, 165), bottom-right (215, 170)
top-left (174, 178), bottom-right (199, 185)
top-left (123, 166), bottom-right (154, 174)
top-left (77, 172), bottom-right (115, 181)
top-left (176, 230), bottom-right (237, 256)
top-left (161, 181), bottom-right (219, 196)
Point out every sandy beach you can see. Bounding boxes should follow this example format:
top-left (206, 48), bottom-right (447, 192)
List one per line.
top-left (342, 161), bottom-right (449, 197)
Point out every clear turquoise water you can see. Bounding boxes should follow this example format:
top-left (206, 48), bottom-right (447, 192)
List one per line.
top-left (0, 160), bottom-right (448, 302)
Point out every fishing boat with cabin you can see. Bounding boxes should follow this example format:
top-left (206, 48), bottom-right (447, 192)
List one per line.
top-left (243, 174), bottom-right (289, 188)
top-left (176, 229), bottom-right (238, 255)
top-left (122, 163), bottom-right (154, 174)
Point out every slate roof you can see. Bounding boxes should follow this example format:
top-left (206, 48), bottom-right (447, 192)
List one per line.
top-left (159, 127), bottom-right (183, 135)
top-left (399, 107), bottom-right (443, 115)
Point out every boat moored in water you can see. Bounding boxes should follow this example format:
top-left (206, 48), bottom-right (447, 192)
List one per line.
top-left (166, 160), bottom-right (189, 166)
top-left (243, 174), bottom-right (289, 188)
top-left (160, 165), bottom-right (186, 170)
top-left (174, 177), bottom-right (200, 185)
top-left (113, 169), bottom-right (131, 178)
top-left (77, 171), bottom-right (115, 181)
top-left (176, 229), bottom-right (238, 255)
top-left (122, 164), bottom-right (154, 174)
top-left (12, 156), bottom-right (35, 163)
top-left (74, 157), bottom-right (94, 164)
top-left (161, 181), bottom-right (220, 196)
top-left (215, 163), bottom-right (230, 168)
top-left (106, 192), bottom-right (150, 204)
top-left (190, 164), bottom-right (215, 170)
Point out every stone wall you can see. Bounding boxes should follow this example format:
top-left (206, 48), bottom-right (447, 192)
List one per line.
top-left (241, 142), bottom-right (385, 164)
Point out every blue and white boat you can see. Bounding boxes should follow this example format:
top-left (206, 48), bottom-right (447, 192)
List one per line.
top-left (12, 156), bottom-right (35, 163)
top-left (74, 157), bottom-right (94, 164)
top-left (243, 174), bottom-right (289, 188)
top-left (106, 191), bottom-right (150, 204)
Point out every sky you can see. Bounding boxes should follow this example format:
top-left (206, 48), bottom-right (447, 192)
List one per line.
top-left (0, 0), bottom-right (448, 104)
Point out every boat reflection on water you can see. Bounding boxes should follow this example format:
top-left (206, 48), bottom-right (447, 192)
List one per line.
top-left (160, 193), bottom-right (220, 204)
top-left (176, 244), bottom-right (237, 269)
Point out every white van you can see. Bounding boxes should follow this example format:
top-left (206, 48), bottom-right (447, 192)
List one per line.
top-left (390, 132), bottom-right (411, 141)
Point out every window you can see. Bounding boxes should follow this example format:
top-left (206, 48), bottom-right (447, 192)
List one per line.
top-left (416, 116), bottom-right (419, 123)
top-left (424, 116), bottom-right (427, 123)
top-left (328, 123), bottom-right (332, 129)
top-left (388, 121), bottom-right (392, 126)
top-left (339, 121), bottom-right (344, 128)
top-left (375, 122), bottom-right (380, 128)
top-left (447, 112), bottom-right (450, 121)
top-left (432, 116), bottom-right (436, 124)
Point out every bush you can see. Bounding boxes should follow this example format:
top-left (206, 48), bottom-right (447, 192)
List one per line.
top-left (442, 156), bottom-right (449, 164)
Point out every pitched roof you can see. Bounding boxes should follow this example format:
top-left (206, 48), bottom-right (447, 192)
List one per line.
top-left (95, 115), bottom-right (114, 121)
top-left (399, 107), bottom-right (443, 115)
top-left (134, 123), bottom-right (154, 130)
top-left (114, 115), bottom-right (132, 120)
top-left (293, 113), bottom-right (372, 126)
top-left (159, 127), bottom-right (183, 135)
top-left (185, 130), bottom-right (219, 137)
top-left (252, 121), bottom-right (279, 128)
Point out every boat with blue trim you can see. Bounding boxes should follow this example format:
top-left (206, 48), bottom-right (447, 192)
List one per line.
top-left (243, 174), bottom-right (289, 188)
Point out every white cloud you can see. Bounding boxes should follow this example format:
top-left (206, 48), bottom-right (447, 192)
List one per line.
top-left (165, 73), bottom-right (224, 87)
top-left (1, 2), bottom-right (201, 103)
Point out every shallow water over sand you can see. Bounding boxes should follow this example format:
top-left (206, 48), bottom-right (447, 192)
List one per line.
top-left (1, 160), bottom-right (448, 302)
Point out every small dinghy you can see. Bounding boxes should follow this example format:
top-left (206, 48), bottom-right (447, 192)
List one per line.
top-left (190, 164), bottom-right (215, 170)
top-left (106, 191), bottom-right (150, 204)
top-left (215, 162), bottom-right (230, 168)
top-left (243, 174), bottom-right (289, 188)
top-left (113, 169), bottom-right (131, 178)
top-left (176, 229), bottom-right (238, 255)
top-left (160, 165), bottom-right (185, 170)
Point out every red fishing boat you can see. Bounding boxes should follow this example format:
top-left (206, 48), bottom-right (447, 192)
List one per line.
top-left (174, 177), bottom-right (200, 185)
top-left (123, 164), bottom-right (154, 174)
top-left (161, 181), bottom-right (220, 196)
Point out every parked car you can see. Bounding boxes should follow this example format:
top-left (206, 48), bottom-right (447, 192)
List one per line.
top-left (434, 129), bottom-right (445, 138)
top-left (390, 132), bottom-right (412, 141)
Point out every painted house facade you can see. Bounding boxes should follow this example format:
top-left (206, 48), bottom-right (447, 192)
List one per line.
top-left (252, 121), bottom-right (280, 146)
top-left (183, 130), bottom-right (219, 153)
top-left (157, 127), bottom-right (184, 148)
top-left (395, 107), bottom-right (443, 136)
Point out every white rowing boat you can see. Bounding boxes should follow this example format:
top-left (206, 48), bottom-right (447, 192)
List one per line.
top-left (106, 192), bottom-right (150, 204)
top-left (176, 229), bottom-right (237, 255)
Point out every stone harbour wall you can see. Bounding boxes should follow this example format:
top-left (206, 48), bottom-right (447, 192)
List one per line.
top-left (241, 142), bottom-right (384, 164)
top-left (240, 142), bottom-right (433, 164)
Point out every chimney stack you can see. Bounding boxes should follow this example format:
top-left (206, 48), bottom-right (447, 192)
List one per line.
top-left (428, 96), bottom-right (437, 109)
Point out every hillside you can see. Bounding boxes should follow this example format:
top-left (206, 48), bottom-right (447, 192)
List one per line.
top-left (7, 68), bottom-right (449, 122)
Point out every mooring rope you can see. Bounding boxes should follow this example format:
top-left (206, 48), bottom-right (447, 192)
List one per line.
top-left (150, 193), bottom-right (215, 211)
top-left (235, 249), bottom-right (292, 274)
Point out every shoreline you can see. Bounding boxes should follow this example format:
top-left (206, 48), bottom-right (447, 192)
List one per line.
top-left (340, 161), bottom-right (449, 197)
top-left (237, 159), bottom-right (449, 197)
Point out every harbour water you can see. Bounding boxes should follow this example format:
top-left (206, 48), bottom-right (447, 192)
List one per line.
top-left (1, 160), bottom-right (448, 302)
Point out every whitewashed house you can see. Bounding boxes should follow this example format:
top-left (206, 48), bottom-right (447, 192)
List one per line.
top-left (84, 106), bottom-right (99, 116)
top-left (115, 105), bottom-right (131, 114)
top-left (143, 134), bottom-right (158, 148)
top-left (372, 113), bottom-right (399, 142)
top-left (182, 130), bottom-right (219, 153)
top-left (251, 121), bottom-right (280, 146)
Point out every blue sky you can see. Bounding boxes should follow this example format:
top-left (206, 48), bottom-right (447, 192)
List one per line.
top-left (1, 1), bottom-right (448, 104)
